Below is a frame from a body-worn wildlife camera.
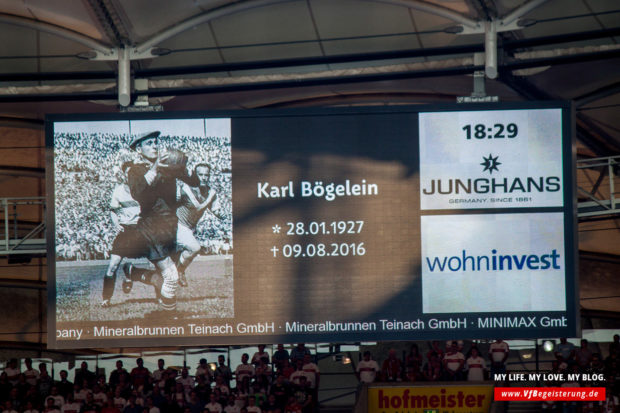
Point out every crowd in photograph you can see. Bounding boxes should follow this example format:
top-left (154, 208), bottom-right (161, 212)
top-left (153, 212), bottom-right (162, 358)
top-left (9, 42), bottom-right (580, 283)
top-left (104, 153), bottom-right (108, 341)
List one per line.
top-left (53, 132), bottom-right (232, 261)
top-left (1, 337), bottom-right (619, 413)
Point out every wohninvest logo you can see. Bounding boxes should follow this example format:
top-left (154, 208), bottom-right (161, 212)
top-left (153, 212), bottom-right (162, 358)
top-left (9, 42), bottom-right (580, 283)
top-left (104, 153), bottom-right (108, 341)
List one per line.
top-left (425, 248), bottom-right (562, 273)
top-left (421, 213), bottom-right (566, 313)
top-left (419, 108), bottom-right (564, 210)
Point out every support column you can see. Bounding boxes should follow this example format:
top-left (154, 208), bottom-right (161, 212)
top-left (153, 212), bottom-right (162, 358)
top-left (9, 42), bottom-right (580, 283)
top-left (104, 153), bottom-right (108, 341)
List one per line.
top-left (485, 20), bottom-right (498, 79)
top-left (472, 52), bottom-right (486, 97)
top-left (118, 47), bottom-right (131, 107)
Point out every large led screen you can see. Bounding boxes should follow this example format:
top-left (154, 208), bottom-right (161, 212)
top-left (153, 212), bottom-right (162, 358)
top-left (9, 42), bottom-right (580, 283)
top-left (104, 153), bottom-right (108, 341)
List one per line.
top-left (46, 102), bottom-right (576, 348)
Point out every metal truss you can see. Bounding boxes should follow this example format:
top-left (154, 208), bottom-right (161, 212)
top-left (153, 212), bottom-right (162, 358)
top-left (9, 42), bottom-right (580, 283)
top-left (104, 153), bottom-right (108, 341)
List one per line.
top-left (577, 155), bottom-right (620, 219)
top-left (0, 197), bottom-right (46, 256)
top-left (0, 156), bottom-right (618, 256)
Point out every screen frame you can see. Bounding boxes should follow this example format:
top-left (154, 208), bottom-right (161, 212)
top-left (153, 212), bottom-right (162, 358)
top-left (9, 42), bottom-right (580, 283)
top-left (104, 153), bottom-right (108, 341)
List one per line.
top-left (46, 101), bottom-right (577, 349)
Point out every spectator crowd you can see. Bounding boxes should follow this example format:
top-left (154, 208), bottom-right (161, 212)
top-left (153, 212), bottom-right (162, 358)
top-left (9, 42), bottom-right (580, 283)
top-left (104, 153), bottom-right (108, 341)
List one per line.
top-left (2, 337), bottom-right (619, 413)
top-left (356, 338), bottom-right (619, 386)
top-left (54, 132), bottom-right (232, 261)
top-left (355, 336), bottom-right (620, 412)
top-left (1, 344), bottom-right (319, 413)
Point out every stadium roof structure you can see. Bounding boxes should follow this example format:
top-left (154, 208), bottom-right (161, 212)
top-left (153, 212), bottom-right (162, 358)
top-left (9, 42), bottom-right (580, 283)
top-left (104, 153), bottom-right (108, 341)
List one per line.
top-left (0, 0), bottom-right (618, 351)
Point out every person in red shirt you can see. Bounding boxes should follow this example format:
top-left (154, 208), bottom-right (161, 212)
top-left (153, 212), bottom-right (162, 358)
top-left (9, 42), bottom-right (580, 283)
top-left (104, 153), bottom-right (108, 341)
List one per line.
top-left (100, 400), bottom-right (120, 413)
top-left (404, 344), bottom-right (423, 381)
top-left (277, 360), bottom-right (295, 380)
top-left (130, 359), bottom-right (150, 390)
top-left (381, 349), bottom-right (402, 382)
top-left (283, 396), bottom-right (301, 413)
top-left (426, 341), bottom-right (444, 362)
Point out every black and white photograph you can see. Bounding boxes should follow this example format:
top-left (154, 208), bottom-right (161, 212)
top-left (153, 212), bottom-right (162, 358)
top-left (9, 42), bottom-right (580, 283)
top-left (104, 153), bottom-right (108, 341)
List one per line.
top-left (53, 118), bottom-right (233, 324)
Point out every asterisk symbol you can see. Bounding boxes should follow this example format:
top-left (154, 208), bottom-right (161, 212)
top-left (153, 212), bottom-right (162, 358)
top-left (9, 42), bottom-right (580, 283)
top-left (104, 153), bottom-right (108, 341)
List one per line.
top-left (481, 153), bottom-right (501, 174)
top-left (272, 224), bottom-right (281, 234)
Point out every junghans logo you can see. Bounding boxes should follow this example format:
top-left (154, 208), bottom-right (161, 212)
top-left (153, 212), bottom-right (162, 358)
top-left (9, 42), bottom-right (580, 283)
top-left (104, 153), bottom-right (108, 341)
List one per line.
top-left (422, 153), bottom-right (561, 195)
top-left (481, 153), bottom-right (501, 174)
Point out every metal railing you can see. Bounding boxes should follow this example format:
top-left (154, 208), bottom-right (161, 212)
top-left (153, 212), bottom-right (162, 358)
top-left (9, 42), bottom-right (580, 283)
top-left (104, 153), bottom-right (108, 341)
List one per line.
top-left (0, 196), bottom-right (46, 255)
top-left (577, 155), bottom-right (620, 218)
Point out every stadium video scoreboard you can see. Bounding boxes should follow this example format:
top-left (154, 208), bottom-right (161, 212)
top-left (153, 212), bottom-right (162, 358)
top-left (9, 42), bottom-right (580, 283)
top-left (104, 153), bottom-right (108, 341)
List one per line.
top-left (46, 101), bottom-right (577, 348)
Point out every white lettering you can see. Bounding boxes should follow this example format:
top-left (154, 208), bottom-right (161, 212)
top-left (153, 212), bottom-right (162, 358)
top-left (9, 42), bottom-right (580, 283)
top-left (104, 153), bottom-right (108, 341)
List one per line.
top-left (56, 329), bottom-right (83, 340)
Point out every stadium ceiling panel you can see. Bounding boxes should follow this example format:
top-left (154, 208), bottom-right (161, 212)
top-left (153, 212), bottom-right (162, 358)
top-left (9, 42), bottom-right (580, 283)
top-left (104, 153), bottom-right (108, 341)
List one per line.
top-left (0, 0), bottom-right (616, 175)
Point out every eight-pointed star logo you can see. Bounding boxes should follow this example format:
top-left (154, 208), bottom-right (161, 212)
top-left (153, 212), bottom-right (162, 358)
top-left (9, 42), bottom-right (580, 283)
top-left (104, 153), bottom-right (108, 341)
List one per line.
top-left (481, 153), bottom-right (501, 174)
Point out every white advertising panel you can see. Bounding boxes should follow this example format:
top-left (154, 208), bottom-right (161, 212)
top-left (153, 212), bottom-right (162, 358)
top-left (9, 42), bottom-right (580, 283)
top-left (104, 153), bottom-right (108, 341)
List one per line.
top-left (421, 213), bottom-right (566, 313)
top-left (419, 109), bottom-right (563, 210)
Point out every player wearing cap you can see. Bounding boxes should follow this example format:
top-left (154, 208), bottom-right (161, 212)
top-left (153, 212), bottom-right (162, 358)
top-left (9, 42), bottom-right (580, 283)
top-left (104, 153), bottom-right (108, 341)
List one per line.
top-left (123, 131), bottom-right (185, 312)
